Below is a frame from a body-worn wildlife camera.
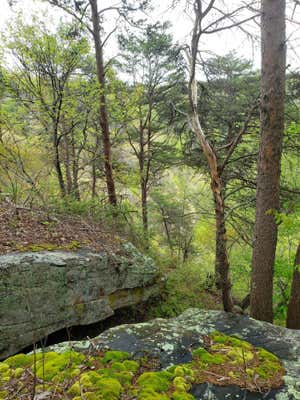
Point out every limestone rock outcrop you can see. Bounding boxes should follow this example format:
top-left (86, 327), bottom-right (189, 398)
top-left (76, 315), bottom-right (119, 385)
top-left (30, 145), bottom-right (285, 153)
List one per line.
top-left (0, 243), bottom-right (159, 359)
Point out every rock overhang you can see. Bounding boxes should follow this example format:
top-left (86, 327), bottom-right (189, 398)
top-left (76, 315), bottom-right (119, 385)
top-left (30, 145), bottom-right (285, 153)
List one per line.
top-left (0, 243), bottom-right (160, 360)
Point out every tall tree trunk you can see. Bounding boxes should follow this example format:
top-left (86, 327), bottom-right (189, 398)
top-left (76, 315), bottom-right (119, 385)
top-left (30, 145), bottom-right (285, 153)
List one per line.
top-left (91, 132), bottom-right (100, 198)
top-left (53, 129), bottom-right (66, 198)
top-left (160, 206), bottom-right (173, 253)
top-left (141, 180), bottom-right (148, 234)
top-left (188, 54), bottom-right (233, 312)
top-left (213, 181), bottom-right (233, 312)
top-left (189, 80), bottom-right (234, 312)
top-left (91, 160), bottom-right (97, 198)
top-left (188, 5), bottom-right (234, 312)
top-left (138, 117), bottom-right (149, 242)
top-left (89, 0), bottom-right (117, 206)
top-left (286, 244), bottom-right (300, 329)
top-left (250, 0), bottom-right (286, 322)
top-left (72, 157), bottom-right (80, 201)
top-left (70, 131), bottom-right (80, 200)
top-left (63, 134), bottom-right (73, 195)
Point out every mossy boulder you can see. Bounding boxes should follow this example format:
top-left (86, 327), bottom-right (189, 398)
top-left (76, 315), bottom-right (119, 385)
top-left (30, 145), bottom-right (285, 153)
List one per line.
top-left (1, 310), bottom-right (300, 399)
top-left (0, 331), bottom-right (287, 400)
top-left (48, 308), bottom-right (300, 399)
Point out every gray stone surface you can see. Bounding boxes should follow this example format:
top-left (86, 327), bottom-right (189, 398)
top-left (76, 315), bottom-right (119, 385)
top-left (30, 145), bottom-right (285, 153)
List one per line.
top-left (0, 243), bottom-right (159, 359)
top-left (49, 309), bottom-right (300, 400)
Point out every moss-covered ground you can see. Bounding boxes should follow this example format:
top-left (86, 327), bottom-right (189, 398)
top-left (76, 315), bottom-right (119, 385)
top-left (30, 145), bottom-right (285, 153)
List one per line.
top-left (0, 332), bottom-right (285, 399)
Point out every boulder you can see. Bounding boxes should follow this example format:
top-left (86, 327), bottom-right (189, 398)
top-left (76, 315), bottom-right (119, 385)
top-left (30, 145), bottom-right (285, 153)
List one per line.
top-left (0, 243), bottom-right (159, 359)
top-left (50, 308), bottom-right (300, 400)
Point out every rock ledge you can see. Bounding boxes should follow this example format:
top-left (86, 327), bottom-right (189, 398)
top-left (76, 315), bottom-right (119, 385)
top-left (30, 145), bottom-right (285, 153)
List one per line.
top-left (0, 243), bottom-right (159, 359)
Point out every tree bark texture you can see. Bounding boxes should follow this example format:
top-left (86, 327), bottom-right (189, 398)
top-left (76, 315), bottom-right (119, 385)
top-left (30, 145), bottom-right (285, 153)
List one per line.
top-left (214, 190), bottom-right (233, 311)
top-left (250, 0), bottom-right (286, 322)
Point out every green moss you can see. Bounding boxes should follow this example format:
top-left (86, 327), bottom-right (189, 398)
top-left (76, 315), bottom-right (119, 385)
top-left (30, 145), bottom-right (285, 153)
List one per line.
top-left (102, 350), bottom-right (130, 364)
top-left (0, 391), bottom-right (8, 400)
top-left (96, 359), bottom-right (136, 386)
top-left (4, 353), bottom-right (34, 368)
top-left (227, 347), bottom-right (254, 364)
top-left (123, 360), bottom-right (139, 373)
top-left (94, 377), bottom-right (122, 399)
top-left (137, 371), bottom-right (173, 392)
top-left (257, 348), bottom-right (279, 363)
top-left (113, 371), bottom-right (133, 386)
top-left (110, 361), bottom-right (126, 371)
top-left (172, 365), bottom-right (194, 380)
top-left (16, 240), bottom-right (82, 253)
top-left (2, 333), bottom-right (284, 399)
top-left (68, 371), bottom-right (122, 399)
top-left (173, 376), bottom-right (190, 391)
top-left (0, 363), bottom-right (10, 374)
top-left (96, 367), bottom-right (133, 386)
top-left (254, 360), bottom-right (282, 379)
top-left (73, 394), bottom-right (98, 400)
top-left (12, 367), bottom-right (24, 378)
top-left (137, 388), bottom-right (169, 400)
top-left (16, 243), bottom-right (58, 252)
top-left (172, 392), bottom-right (195, 400)
top-left (192, 347), bottom-right (225, 364)
top-left (211, 332), bottom-right (252, 350)
top-left (67, 381), bottom-right (81, 396)
top-left (35, 351), bottom-right (84, 381)
top-left (0, 375), bottom-right (10, 386)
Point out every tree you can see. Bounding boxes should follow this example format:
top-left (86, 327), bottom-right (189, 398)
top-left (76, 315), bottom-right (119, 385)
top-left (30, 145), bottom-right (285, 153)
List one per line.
top-left (89, 0), bottom-right (116, 205)
top-left (184, 52), bottom-right (260, 249)
top-left (117, 23), bottom-right (184, 240)
top-left (4, 20), bottom-right (89, 198)
top-left (250, 0), bottom-right (286, 322)
top-left (45, 0), bottom-right (151, 206)
top-left (185, 0), bottom-right (258, 312)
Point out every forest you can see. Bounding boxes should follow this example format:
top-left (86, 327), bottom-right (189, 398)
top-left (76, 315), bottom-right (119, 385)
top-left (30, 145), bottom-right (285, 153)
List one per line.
top-left (0, 0), bottom-right (299, 331)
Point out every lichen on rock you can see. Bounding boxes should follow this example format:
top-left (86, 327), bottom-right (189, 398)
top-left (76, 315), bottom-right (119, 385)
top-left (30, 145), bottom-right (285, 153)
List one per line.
top-left (0, 245), bottom-right (160, 360)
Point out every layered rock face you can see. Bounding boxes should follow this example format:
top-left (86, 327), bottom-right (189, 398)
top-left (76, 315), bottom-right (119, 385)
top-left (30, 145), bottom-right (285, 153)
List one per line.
top-left (51, 309), bottom-right (300, 400)
top-left (0, 243), bottom-right (159, 359)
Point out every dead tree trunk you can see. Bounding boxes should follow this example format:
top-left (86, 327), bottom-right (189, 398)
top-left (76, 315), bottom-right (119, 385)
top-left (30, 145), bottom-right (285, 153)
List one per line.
top-left (250, 0), bottom-right (286, 323)
top-left (90, 0), bottom-right (117, 206)
top-left (286, 244), bottom-right (300, 329)
top-left (187, 1), bottom-right (234, 312)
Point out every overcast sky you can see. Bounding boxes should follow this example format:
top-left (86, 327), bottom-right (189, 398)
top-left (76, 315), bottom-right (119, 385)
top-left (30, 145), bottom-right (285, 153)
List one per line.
top-left (1, 0), bottom-right (299, 71)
